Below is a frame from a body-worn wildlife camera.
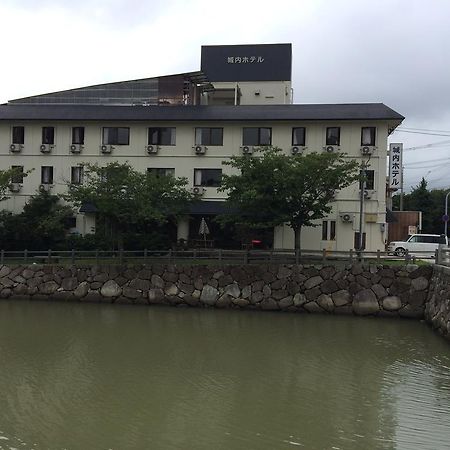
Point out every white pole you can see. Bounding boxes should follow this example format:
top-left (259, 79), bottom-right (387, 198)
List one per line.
top-left (445, 191), bottom-right (450, 237)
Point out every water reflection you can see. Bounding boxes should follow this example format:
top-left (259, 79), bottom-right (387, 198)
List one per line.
top-left (0, 301), bottom-right (449, 449)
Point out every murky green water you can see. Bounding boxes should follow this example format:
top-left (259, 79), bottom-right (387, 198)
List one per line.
top-left (0, 301), bottom-right (449, 450)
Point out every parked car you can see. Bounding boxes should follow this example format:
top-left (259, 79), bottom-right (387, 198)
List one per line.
top-left (388, 234), bottom-right (449, 257)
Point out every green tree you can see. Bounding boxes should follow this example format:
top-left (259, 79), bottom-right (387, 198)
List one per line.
top-left (65, 162), bottom-right (194, 249)
top-left (219, 147), bottom-right (359, 251)
top-left (0, 167), bottom-right (31, 202)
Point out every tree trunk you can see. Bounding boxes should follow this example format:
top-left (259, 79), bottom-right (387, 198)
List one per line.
top-left (293, 225), bottom-right (302, 254)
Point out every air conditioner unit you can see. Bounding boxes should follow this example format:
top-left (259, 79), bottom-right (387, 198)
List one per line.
top-left (291, 146), bottom-right (304, 155)
top-left (10, 143), bottom-right (23, 153)
top-left (191, 186), bottom-right (206, 195)
top-left (39, 184), bottom-right (52, 192)
top-left (40, 144), bottom-right (52, 153)
top-left (146, 145), bottom-right (160, 154)
top-left (70, 144), bottom-right (83, 153)
top-left (340, 212), bottom-right (354, 223)
top-left (361, 146), bottom-right (375, 156)
top-left (324, 145), bottom-right (339, 153)
top-left (241, 145), bottom-right (253, 155)
top-left (100, 144), bottom-right (113, 154)
top-left (9, 183), bottom-right (21, 193)
top-left (193, 145), bottom-right (207, 155)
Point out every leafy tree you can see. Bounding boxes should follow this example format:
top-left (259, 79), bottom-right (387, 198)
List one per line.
top-left (65, 162), bottom-right (194, 249)
top-left (219, 147), bottom-right (359, 251)
top-left (0, 167), bottom-right (31, 202)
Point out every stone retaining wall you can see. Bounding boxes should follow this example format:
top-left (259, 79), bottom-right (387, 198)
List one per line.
top-left (0, 263), bottom-right (433, 318)
top-left (425, 264), bottom-right (450, 340)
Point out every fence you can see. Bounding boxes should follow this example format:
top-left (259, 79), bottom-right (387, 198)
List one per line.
top-left (436, 245), bottom-right (450, 266)
top-left (0, 247), bottom-right (442, 266)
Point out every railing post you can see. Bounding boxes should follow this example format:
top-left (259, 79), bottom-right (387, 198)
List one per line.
top-left (24, 249), bottom-right (28, 264)
top-left (95, 249), bottom-right (100, 265)
top-left (218, 248), bottom-right (222, 263)
top-left (349, 249), bottom-right (353, 262)
top-left (376, 249), bottom-right (380, 262)
top-left (1, 249), bottom-right (4, 265)
top-left (119, 249), bottom-right (124, 265)
top-left (244, 249), bottom-right (249, 265)
top-left (71, 249), bottom-right (75, 265)
top-left (144, 248), bottom-right (148, 264)
top-left (322, 248), bottom-right (326, 263)
top-left (47, 249), bottom-right (52, 264)
top-left (168, 249), bottom-right (173, 264)
top-left (295, 249), bottom-right (299, 265)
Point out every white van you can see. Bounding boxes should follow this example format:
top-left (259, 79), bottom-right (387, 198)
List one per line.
top-left (388, 234), bottom-right (448, 257)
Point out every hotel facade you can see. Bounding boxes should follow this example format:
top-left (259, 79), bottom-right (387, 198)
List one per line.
top-left (0, 44), bottom-right (403, 251)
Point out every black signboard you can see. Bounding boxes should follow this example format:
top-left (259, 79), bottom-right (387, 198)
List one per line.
top-left (201, 44), bottom-right (292, 82)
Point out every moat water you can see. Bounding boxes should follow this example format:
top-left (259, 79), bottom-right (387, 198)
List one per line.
top-left (0, 300), bottom-right (449, 450)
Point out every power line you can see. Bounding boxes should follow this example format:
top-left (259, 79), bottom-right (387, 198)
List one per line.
top-left (398, 127), bottom-right (450, 133)
top-left (394, 129), bottom-right (450, 137)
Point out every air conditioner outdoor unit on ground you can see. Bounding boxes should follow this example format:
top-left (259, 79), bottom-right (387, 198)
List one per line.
top-left (191, 187), bottom-right (206, 195)
top-left (39, 184), bottom-right (52, 192)
top-left (100, 144), bottom-right (113, 154)
top-left (324, 145), bottom-right (339, 153)
top-left (340, 212), bottom-right (354, 223)
top-left (146, 145), bottom-right (160, 154)
top-left (70, 144), bottom-right (83, 153)
top-left (361, 146), bottom-right (375, 156)
top-left (241, 145), bottom-right (253, 155)
top-left (10, 143), bottom-right (23, 153)
top-left (9, 183), bottom-right (21, 193)
top-left (193, 145), bottom-right (206, 155)
top-left (40, 144), bottom-right (52, 153)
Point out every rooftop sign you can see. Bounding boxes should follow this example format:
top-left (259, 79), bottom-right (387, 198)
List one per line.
top-left (201, 44), bottom-right (292, 82)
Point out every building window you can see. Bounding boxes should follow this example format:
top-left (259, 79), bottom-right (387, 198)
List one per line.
top-left (292, 127), bottom-right (306, 146)
top-left (147, 168), bottom-right (175, 177)
top-left (102, 127), bottom-right (130, 145)
top-left (71, 166), bottom-right (84, 185)
top-left (360, 170), bottom-right (375, 190)
top-left (194, 169), bottom-right (222, 187)
top-left (41, 166), bottom-right (54, 184)
top-left (322, 220), bottom-right (336, 241)
top-left (361, 127), bottom-right (376, 146)
top-left (72, 127), bottom-right (85, 145)
top-left (12, 126), bottom-right (25, 144)
top-left (42, 127), bottom-right (55, 145)
top-left (326, 127), bottom-right (340, 146)
top-left (243, 127), bottom-right (272, 146)
top-left (11, 166), bottom-right (24, 184)
top-left (148, 127), bottom-right (176, 146)
top-left (195, 128), bottom-right (223, 146)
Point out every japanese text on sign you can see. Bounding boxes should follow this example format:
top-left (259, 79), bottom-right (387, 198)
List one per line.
top-left (389, 143), bottom-right (403, 189)
top-left (227, 56), bottom-right (265, 64)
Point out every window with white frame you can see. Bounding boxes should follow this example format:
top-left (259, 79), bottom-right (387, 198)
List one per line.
top-left (292, 127), bottom-right (306, 146)
top-left (42, 127), bottom-right (55, 145)
top-left (195, 128), bottom-right (223, 146)
top-left (194, 169), bottom-right (222, 187)
top-left (147, 168), bottom-right (175, 177)
top-left (242, 127), bottom-right (272, 146)
top-left (72, 127), bottom-right (85, 145)
top-left (71, 166), bottom-right (84, 185)
top-left (326, 127), bottom-right (340, 146)
top-left (41, 166), bottom-right (54, 184)
top-left (102, 127), bottom-right (130, 145)
top-left (361, 127), bottom-right (376, 146)
top-left (12, 126), bottom-right (24, 144)
top-left (11, 166), bottom-right (24, 184)
top-left (148, 127), bottom-right (176, 146)
top-left (322, 220), bottom-right (336, 241)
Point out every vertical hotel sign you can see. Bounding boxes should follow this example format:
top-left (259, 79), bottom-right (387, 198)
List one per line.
top-left (389, 143), bottom-right (403, 189)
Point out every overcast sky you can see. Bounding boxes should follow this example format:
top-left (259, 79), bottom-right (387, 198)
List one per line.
top-left (1, 0), bottom-right (449, 191)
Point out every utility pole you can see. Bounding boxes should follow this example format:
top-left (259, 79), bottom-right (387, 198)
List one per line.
top-left (358, 163), bottom-right (366, 254)
top-left (445, 191), bottom-right (450, 237)
top-left (399, 164), bottom-right (404, 211)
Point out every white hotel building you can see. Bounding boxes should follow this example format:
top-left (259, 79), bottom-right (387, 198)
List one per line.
top-left (0, 44), bottom-right (403, 251)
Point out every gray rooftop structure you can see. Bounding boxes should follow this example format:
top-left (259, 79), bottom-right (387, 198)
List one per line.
top-left (0, 103), bottom-right (404, 123)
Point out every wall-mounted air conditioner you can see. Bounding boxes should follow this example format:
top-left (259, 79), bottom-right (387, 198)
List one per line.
top-left (193, 145), bottom-right (207, 155)
top-left (324, 145), bottom-right (339, 153)
top-left (241, 145), bottom-right (253, 155)
top-left (40, 144), bottom-right (53, 153)
top-left (191, 187), bottom-right (206, 195)
top-left (10, 143), bottom-right (23, 153)
top-left (39, 184), bottom-right (52, 192)
top-left (362, 189), bottom-right (376, 200)
top-left (146, 145), bottom-right (160, 154)
top-left (340, 212), bottom-right (354, 223)
top-left (70, 144), bottom-right (83, 154)
top-left (361, 146), bottom-right (376, 156)
top-left (291, 146), bottom-right (305, 155)
top-left (100, 144), bottom-right (113, 154)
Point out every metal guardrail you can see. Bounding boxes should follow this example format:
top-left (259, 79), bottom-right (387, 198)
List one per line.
top-left (0, 248), bottom-right (440, 265)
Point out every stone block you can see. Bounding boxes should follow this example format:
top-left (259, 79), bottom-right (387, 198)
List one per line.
top-left (304, 276), bottom-right (323, 290)
top-left (382, 296), bottom-right (401, 311)
top-left (260, 298), bottom-right (279, 310)
top-left (148, 288), bottom-right (165, 304)
top-left (151, 274), bottom-right (165, 289)
top-left (411, 276), bottom-right (429, 291)
top-left (320, 279), bottom-right (339, 294)
top-left (317, 294), bottom-right (334, 312)
top-left (332, 290), bottom-right (351, 307)
top-left (353, 289), bottom-right (379, 315)
top-left (200, 285), bottom-right (219, 306)
top-left (100, 280), bottom-right (122, 297)
top-left (371, 284), bottom-right (388, 299)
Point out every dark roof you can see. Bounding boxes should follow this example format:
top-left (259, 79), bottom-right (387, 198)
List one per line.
top-left (189, 201), bottom-right (234, 215)
top-left (0, 103), bottom-right (404, 122)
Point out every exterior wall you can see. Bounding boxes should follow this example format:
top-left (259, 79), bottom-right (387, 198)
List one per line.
top-left (425, 264), bottom-right (450, 340)
top-left (0, 119), bottom-right (391, 250)
top-left (0, 263), bottom-right (432, 319)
